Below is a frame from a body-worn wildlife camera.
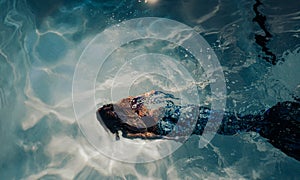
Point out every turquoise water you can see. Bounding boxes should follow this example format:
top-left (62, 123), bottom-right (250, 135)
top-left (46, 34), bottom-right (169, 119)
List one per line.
top-left (1, 0), bottom-right (300, 179)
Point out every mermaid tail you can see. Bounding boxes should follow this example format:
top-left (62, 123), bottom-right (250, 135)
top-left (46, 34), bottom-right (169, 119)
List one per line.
top-left (256, 102), bottom-right (300, 161)
top-left (96, 91), bottom-right (300, 161)
top-left (192, 102), bottom-right (300, 161)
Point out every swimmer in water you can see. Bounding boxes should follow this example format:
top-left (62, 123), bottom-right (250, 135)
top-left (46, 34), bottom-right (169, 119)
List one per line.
top-left (96, 91), bottom-right (300, 161)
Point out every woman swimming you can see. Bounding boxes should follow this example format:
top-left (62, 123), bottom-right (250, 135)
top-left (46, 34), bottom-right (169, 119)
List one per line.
top-left (96, 91), bottom-right (300, 161)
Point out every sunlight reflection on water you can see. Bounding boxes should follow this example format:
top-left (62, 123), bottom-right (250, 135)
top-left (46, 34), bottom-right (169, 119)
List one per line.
top-left (0, 0), bottom-right (300, 179)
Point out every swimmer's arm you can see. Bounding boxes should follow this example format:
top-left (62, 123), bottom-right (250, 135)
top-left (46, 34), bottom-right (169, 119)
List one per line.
top-left (124, 132), bottom-right (162, 139)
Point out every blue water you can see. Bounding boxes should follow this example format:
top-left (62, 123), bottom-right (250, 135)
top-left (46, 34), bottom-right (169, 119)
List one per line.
top-left (1, 0), bottom-right (300, 179)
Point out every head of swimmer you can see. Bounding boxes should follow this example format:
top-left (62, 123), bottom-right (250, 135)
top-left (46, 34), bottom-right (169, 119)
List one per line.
top-left (96, 104), bottom-right (121, 136)
top-left (96, 95), bottom-right (163, 140)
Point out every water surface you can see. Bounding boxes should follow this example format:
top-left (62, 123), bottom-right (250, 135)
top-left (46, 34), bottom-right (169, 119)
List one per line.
top-left (1, 0), bottom-right (300, 179)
